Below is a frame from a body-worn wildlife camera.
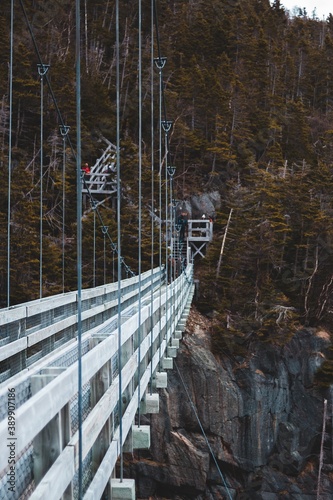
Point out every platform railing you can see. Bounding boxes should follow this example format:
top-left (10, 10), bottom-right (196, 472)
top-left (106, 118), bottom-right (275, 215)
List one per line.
top-left (187, 219), bottom-right (213, 242)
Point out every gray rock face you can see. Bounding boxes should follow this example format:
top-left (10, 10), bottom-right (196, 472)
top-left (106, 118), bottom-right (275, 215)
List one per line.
top-left (189, 191), bottom-right (221, 219)
top-left (125, 323), bottom-right (333, 498)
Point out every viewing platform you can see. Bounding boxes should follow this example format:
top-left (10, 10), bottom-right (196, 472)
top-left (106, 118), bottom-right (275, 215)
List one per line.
top-left (187, 219), bottom-right (213, 258)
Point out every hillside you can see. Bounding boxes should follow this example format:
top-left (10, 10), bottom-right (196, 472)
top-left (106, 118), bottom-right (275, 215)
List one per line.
top-left (2, 0), bottom-right (333, 367)
top-left (0, 1), bottom-right (331, 301)
top-left (2, 1), bottom-right (333, 498)
top-left (0, 1), bottom-right (333, 330)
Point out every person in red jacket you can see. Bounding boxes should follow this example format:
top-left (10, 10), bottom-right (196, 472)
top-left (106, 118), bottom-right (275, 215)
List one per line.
top-left (82, 163), bottom-right (90, 181)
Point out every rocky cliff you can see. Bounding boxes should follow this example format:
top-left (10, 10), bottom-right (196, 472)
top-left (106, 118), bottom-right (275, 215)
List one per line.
top-left (125, 308), bottom-right (333, 499)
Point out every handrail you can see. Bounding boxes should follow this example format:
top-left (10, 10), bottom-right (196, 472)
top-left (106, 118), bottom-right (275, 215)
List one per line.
top-left (0, 265), bottom-right (194, 499)
top-left (0, 266), bottom-right (165, 383)
top-left (187, 219), bottom-right (213, 242)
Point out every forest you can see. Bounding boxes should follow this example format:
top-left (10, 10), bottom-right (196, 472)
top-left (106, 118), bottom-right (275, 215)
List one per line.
top-left (1, 0), bottom-right (333, 369)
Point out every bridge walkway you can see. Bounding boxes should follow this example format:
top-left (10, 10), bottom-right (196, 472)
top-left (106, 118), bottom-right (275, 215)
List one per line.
top-left (0, 265), bottom-right (194, 499)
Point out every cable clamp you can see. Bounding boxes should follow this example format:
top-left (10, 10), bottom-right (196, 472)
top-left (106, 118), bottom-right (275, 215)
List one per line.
top-left (154, 57), bottom-right (167, 69)
top-left (37, 63), bottom-right (50, 77)
top-left (161, 120), bottom-right (173, 133)
top-left (59, 125), bottom-right (70, 136)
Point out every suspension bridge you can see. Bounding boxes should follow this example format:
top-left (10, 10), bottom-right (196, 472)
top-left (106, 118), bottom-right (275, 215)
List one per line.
top-left (0, 264), bottom-right (197, 499)
top-left (0, 1), bottom-right (219, 498)
top-left (0, 137), bottom-right (213, 498)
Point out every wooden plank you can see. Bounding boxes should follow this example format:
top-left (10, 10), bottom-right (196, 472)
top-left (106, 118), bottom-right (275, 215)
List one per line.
top-left (0, 333), bottom-right (118, 472)
top-left (90, 345), bottom-right (112, 482)
top-left (0, 269), bottom-right (186, 482)
top-left (0, 337), bottom-right (27, 362)
top-left (27, 315), bottom-right (77, 346)
top-left (78, 355), bottom-right (137, 465)
top-left (28, 336), bottom-right (168, 499)
top-left (74, 383), bottom-right (118, 466)
top-left (31, 373), bottom-right (70, 486)
top-left (83, 441), bottom-right (119, 500)
top-left (81, 286), bottom-right (115, 300)
top-left (0, 334), bottom-right (80, 393)
top-left (29, 355), bottom-right (137, 496)
top-left (26, 293), bottom-right (77, 316)
top-left (29, 445), bottom-right (75, 500)
top-left (0, 305), bottom-right (26, 326)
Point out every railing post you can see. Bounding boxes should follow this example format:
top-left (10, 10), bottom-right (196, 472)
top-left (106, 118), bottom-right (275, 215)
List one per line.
top-left (90, 335), bottom-right (112, 497)
top-left (31, 367), bottom-right (73, 499)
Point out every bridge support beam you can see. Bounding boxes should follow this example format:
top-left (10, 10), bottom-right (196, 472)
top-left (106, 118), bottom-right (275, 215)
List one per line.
top-left (111, 478), bottom-right (135, 500)
top-left (123, 429), bottom-right (133, 453)
top-left (177, 320), bottom-right (186, 332)
top-left (171, 338), bottom-right (180, 348)
top-left (162, 357), bottom-right (173, 369)
top-left (132, 425), bottom-right (151, 449)
top-left (167, 345), bottom-right (178, 358)
top-left (141, 392), bottom-right (159, 414)
top-left (174, 329), bottom-right (182, 339)
top-left (154, 371), bottom-right (167, 389)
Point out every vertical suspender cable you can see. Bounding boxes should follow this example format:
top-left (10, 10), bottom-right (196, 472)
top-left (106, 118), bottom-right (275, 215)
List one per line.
top-left (170, 173), bottom-right (173, 281)
top-left (158, 68), bottom-right (162, 368)
top-left (103, 226), bottom-right (107, 283)
top-left (7, 0), bottom-right (14, 308)
top-left (37, 62), bottom-right (49, 299)
top-left (60, 125), bottom-right (69, 294)
top-left (112, 249), bottom-right (115, 282)
top-left (164, 130), bottom-right (169, 341)
top-left (168, 168), bottom-right (173, 339)
top-left (116, 0), bottom-right (124, 482)
top-left (104, 229), bottom-right (106, 283)
top-left (93, 201), bottom-right (96, 287)
top-left (150, 0), bottom-right (154, 394)
top-left (39, 69), bottom-right (43, 299)
top-left (62, 133), bottom-right (66, 293)
top-left (137, 0), bottom-right (142, 425)
top-left (37, 64), bottom-right (48, 298)
top-left (154, 1), bottom-right (172, 347)
top-left (168, 166), bottom-right (176, 337)
top-left (153, 0), bottom-right (167, 369)
top-left (75, 0), bottom-right (83, 496)
top-left (154, 56), bottom-right (166, 370)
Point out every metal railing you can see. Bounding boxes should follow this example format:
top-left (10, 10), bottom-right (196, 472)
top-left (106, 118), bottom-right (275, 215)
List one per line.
top-left (0, 265), bottom-right (194, 499)
top-left (187, 219), bottom-right (213, 242)
top-left (0, 266), bottom-right (164, 383)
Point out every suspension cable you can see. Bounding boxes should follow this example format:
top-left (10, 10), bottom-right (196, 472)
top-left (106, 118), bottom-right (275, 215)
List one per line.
top-left (75, 0), bottom-right (83, 495)
top-left (153, 0), bottom-right (172, 168)
top-left (60, 125), bottom-right (70, 293)
top-left (19, 0), bottom-right (135, 282)
top-left (37, 63), bottom-right (49, 299)
top-left (154, 36), bottom-right (164, 372)
top-left (153, 0), bottom-right (174, 359)
top-left (174, 361), bottom-right (233, 500)
top-left (116, 0), bottom-right (124, 483)
top-left (7, 0), bottom-right (14, 308)
top-left (137, 0), bottom-right (143, 425)
top-left (19, 0), bottom-right (76, 159)
top-left (164, 127), bottom-right (170, 340)
top-left (82, 179), bottom-right (135, 278)
top-left (92, 199), bottom-right (96, 287)
top-left (150, 0), bottom-right (155, 394)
